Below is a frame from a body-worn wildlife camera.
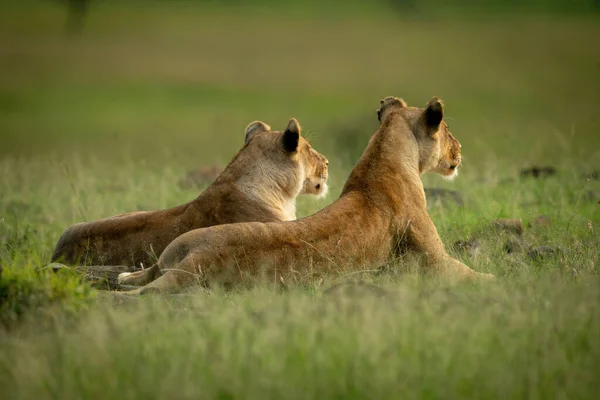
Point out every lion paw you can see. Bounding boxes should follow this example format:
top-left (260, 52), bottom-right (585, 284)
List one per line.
top-left (117, 272), bottom-right (133, 285)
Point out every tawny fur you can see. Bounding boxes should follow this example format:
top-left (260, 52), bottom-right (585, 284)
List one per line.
top-left (51, 119), bottom-right (329, 269)
top-left (120, 96), bottom-right (494, 295)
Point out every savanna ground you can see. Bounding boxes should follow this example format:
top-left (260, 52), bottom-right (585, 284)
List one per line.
top-left (1, 0), bottom-right (599, 398)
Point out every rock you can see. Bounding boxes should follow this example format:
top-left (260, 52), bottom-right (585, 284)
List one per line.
top-left (504, 238), bottom-right (525, 254)
top-left (178, 165), bottom-right (223, 190)
top-left (45, 262), bottom-right (71, 272)
top-left (527, 246), bottom-right (561, 260)
top-left (493, 218), bottom-right (524, 236)
top-left (528, 215), bottom-right (552, 229)
top-left (520, 166), bottom-right (556, 179)
top-left (424, 188), bottom-right (464, 208)
top-left (452, 238), bottom-right (481, 259)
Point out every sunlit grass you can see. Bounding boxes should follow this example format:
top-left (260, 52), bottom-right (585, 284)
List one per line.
top-left (0, 1), bottom-right (599, 398)
top-left (1, 275), bottom-right (599, 399)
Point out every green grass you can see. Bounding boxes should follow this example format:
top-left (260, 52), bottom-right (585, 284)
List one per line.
top-left (1, 1), bottom-right (600, 398)
top-left (2, 278), bottom-right (599, 399)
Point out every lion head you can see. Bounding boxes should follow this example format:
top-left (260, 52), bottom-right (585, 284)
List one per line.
top-left (242, 118), bottom-right (329, 199)
top-left (377, 96), bottom-right (461, 180)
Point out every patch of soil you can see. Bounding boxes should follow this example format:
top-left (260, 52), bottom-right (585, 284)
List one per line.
top-left (520, 166), bottom-right (557, 179)
top-left (504, 237), bottom-right (525, 254)
top-left (527, 245), bottom-right (562, 260)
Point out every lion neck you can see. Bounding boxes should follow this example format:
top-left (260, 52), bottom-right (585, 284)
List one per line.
top-left (340, 112), bottom-right (423, 202)
top-left (216, 157), bottom-right (301, 222)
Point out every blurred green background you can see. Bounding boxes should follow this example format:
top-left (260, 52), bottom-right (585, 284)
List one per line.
top-left (0, 0), bottom-right (598, 257)
top-left (1, 0), bottom-right (599, 257)
top-left (1, 2), bottom-right (600, 398)
top-left (2, 0), bottom-right (599, 168)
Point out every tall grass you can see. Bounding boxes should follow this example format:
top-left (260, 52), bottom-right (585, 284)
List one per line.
top-left (1, 276), bottom-right (599, 399)
top-left (0, 1), bottom-right (599, 398)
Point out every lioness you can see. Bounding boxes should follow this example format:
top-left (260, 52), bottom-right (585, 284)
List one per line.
top-left (51, 118), bottom-right (329, 271)
top-left (119, 96), bottom-right (495, 294)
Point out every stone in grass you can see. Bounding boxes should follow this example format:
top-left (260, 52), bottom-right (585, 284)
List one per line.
top-left (493, 218), bottom-right (524, 236)
top-left (46, 262), bottom-right (71, 272)
top-left (519, 166), bottom-right (557, 179)
top-left (527, 246), bottom-right (561, 260)
top-left (452, 238), bottom-right (481, 260)
top-left (504, 237), bottom-right (525, 254)
top-left (424, 188), bottom-right (464, 208)
top-left (528, 215), bottom-right (552, 230)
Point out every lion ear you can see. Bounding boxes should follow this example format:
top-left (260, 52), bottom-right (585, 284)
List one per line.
top-left (423, 97), bottom-right (444, 131)
top-left (244, 121), bottom-right (271, 144)
top-left (376, 96), bottom-right (407, 122)
top-left (282, 118), bottom-right (301, 153)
